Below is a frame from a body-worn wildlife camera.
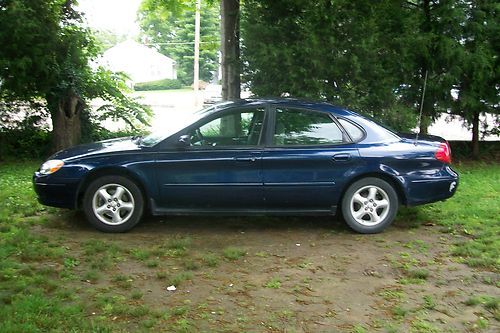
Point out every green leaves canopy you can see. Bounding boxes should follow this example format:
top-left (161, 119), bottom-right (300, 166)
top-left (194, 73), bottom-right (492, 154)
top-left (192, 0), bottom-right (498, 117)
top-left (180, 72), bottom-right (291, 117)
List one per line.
top-left (0, 0), bottom-right (151, 149)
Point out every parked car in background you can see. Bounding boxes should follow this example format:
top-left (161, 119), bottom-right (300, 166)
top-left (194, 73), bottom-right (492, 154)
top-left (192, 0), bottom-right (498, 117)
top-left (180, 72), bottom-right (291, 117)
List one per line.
top-left (203, 84), bottom-right (222, 105)
top-left (33, 99), bottom-right (458, 233)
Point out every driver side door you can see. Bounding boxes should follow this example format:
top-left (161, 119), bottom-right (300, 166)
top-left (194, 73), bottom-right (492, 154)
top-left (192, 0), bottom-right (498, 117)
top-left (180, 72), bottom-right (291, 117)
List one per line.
top-left (154, 106), bottom-right (267, 211)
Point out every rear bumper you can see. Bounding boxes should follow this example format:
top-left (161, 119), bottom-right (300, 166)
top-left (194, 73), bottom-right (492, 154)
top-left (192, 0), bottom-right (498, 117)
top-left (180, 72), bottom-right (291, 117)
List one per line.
top-left (33, 174), bottom-right (80, 209)
top-left (404, 166), bottom-right (459, 206)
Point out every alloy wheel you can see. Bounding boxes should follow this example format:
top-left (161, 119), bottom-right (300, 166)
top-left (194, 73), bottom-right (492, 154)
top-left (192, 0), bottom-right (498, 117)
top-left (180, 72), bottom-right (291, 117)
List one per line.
top-left (349, 185), bottom-right (390, 226)
top-left (92, 183), bottom-right (135, 225)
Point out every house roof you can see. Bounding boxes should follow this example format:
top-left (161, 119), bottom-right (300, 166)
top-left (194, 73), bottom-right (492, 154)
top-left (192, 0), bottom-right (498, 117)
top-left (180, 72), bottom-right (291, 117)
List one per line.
top-left (103, 40), bottom-right (175, 64)
top-left (99, 40), bottom-right (176, 82)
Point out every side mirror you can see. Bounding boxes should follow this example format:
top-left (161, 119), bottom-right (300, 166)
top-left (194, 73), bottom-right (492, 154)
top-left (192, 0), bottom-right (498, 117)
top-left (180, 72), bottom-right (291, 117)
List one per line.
top-left (177, 134), bottom-right (191, 147)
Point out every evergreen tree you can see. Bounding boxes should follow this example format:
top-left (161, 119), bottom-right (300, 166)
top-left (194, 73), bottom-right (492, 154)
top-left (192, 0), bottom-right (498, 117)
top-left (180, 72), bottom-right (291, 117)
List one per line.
top-left (242, 0), bottom-right (419, 131)
top-left (452, 0), bottom-right (499, 157)
top-left (241, 0), bottom-right (471, 133)
top-left (399, 0), bottom-right (465, 134)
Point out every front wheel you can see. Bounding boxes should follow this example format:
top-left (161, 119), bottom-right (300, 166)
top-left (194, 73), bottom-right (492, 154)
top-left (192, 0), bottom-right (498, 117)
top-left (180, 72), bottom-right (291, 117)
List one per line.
top-left (341, 177), bottom-right (399, 234)
top-left (83, 175), bottom-right (144, 232)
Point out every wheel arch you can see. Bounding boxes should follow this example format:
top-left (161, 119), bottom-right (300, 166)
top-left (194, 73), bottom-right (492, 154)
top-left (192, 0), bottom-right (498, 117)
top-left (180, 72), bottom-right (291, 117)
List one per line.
top-left (339, 172), bottom-right (407, 208)
top-left (76, 167), bottom-right (149, 211)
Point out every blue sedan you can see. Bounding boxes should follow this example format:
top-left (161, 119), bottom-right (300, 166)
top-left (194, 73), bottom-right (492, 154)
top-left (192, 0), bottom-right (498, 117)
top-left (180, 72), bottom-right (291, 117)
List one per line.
top-left (33, 99), bottom-right (458, 233)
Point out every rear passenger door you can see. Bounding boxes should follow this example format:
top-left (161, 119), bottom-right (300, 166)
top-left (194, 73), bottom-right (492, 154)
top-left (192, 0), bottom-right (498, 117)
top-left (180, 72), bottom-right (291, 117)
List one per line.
top-left (262, 106), bottom-right (360, 212)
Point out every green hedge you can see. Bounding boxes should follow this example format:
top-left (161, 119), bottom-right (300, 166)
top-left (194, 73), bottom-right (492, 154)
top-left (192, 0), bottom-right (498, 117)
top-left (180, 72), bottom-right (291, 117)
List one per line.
top-left (0, 128), bottom-right (51, 160)
top-left (134, 78), bottom-right (183, 91)
top-left (0, 127), bottom-right (143, 161)
top-left (449, 140), bottom-right (500, 161)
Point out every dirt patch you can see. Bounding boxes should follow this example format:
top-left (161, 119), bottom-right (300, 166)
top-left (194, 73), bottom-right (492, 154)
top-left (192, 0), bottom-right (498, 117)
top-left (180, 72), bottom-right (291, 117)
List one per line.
top-left (36, 213), bottom-right (499, 332)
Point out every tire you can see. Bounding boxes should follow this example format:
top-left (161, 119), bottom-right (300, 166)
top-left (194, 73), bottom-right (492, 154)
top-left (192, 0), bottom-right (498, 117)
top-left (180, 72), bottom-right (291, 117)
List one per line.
top-left (83, 175), bottom-right (144, 232)
top-left (341, 177), bottom-right (399, 234)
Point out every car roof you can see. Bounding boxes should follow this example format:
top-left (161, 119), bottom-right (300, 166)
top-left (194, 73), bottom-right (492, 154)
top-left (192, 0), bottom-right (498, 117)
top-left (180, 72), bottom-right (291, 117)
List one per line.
top-left (211, 98), bottom-right (356, 117)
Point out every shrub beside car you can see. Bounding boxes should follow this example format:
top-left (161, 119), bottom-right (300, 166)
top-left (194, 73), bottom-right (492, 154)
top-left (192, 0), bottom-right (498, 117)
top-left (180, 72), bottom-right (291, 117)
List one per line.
top-left (134, 78), bottom-right (183, 91)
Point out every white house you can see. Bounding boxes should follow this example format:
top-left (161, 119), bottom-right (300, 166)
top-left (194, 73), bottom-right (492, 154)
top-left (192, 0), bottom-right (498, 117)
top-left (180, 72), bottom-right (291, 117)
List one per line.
top-left (100, 40), bottom-right (176, 83)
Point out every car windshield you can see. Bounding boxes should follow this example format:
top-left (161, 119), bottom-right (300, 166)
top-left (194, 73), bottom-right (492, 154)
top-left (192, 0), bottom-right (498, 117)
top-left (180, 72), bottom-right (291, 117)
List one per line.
top-left (139, 102), bottom-right (232, 147)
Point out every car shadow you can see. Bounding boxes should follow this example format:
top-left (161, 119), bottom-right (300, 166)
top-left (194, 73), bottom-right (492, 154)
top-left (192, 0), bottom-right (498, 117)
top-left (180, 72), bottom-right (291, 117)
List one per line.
top-left (46, 206), bottom-right (426, 235)
top-left (140, 215), bottom-right (350, 233)
top-left (48, 210), bottom-right (349, 233)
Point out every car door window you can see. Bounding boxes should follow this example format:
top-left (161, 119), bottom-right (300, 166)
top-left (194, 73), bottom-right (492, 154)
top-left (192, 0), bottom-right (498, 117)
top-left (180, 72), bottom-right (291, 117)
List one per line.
top-left (190, 107), bottom-right (265, 147)
top-left (273, 108), bottom-right (345, 145)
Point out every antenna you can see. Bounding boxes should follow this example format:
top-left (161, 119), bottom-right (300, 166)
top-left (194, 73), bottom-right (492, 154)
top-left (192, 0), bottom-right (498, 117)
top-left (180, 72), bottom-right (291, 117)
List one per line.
top-left (415, 70), bottom-right (428, 145)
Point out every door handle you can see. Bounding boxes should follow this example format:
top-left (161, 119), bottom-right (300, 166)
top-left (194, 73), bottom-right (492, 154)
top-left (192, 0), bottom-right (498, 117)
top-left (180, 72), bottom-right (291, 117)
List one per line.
top-left (234, 157), bottom-right (257, 162)
top-left (332, 153), bottom-right (351, 162)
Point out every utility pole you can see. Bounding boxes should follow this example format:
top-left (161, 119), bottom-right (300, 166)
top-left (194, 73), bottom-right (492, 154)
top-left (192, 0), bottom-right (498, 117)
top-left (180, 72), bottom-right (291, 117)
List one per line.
top-left (193, 0), bottom-right (201, 107)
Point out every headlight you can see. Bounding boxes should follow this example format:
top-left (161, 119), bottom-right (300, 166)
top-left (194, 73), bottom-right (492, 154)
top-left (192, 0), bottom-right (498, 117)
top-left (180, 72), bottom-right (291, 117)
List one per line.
top-left (39, 160), bottom-right (64, 175)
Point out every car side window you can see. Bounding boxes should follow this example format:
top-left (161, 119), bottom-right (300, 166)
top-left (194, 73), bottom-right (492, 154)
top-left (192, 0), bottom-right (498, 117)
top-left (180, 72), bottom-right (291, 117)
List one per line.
top-left (273, 108), bottom-right (345, 146)
top-left (337, 118), bottom-right (365, 142)
top-left (190, 107), bottom-right (265, 147)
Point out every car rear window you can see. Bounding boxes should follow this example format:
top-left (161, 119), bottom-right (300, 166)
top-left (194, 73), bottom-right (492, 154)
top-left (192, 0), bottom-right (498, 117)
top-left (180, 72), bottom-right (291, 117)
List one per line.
top-left (274, 108), bottom-right (344, 145)
top-left (338, 118), bottom-right (365, 142)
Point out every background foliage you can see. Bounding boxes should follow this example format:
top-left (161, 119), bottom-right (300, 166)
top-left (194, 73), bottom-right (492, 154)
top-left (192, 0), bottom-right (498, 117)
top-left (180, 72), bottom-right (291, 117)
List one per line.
top-left (0, 0), bottom-right (151, 156)
top-left (138, 0), bottom-right (220, 85)
top-left (0, 100), bottom-right (141, 160)
top-left (0, 0), bottom-right (498, 159)
top-left (241, 0), bottom-right (499, 135)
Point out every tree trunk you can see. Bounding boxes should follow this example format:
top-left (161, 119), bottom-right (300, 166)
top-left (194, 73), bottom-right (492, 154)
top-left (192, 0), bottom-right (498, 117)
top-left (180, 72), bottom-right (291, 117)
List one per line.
top-left (417, 71), bottom-right (432, 135)
top-left (418, 116), bottom-right (429, 135)
top-left (471, 110), bottom-right (480, 159)
top-left (419, 102), bottom-right (432, 135)
top-left (220, 0), bottom-right (240, 101)
top-left (47, 91), bottom-right (84, 152)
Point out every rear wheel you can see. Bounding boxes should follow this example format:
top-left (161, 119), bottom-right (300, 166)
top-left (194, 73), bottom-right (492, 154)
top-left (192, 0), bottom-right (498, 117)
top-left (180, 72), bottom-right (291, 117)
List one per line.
top-left (341, 177), bottom-right (398, 234)
top-left (83, 175), bottom-right (144, 232)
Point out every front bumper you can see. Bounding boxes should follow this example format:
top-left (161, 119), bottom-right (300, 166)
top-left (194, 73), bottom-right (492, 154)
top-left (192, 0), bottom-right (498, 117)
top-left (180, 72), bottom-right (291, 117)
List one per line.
top-left (33, 173), bottom-right (80, 209)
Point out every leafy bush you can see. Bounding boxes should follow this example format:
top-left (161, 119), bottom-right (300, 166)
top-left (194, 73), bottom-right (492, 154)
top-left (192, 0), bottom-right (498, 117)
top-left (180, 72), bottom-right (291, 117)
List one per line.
top-left (0, 128), bottom-right (51, 160)
top-left (0, 101), bottom-right (51, 160)
top-left (449, 141), bottom-right (500, 161)
top-left (0, 125), bottom-right (141, 161)
top-left (80, 109), bottom-right (146, 144)
top-left (134, 78), bottom-right (183, 91)
top-left (0, 102), bottom-right (145, 160)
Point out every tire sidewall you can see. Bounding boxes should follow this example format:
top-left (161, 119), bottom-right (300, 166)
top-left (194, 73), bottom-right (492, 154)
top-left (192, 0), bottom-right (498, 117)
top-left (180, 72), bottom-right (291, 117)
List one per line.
top-left (83, 175), bottom-right (144, 232)
top-left (341, 177), bottom-right (399, 234)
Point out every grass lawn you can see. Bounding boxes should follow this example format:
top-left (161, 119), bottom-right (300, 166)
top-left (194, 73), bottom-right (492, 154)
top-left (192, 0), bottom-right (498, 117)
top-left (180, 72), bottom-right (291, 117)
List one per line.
top-left (0, 160), bottom-right (498, 332)
top-left (428, 163), bottom-right (499, 271)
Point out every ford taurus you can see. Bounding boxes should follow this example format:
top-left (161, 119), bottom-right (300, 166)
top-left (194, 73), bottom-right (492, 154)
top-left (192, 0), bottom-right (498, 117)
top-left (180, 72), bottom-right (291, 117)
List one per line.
top-left (33, 99), bottom-right (459, 233)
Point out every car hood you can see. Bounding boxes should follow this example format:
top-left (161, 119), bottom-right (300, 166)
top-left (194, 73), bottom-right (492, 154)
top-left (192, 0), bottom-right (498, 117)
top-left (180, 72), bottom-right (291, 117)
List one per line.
top-left (50, 137), bottom-right (143, 161)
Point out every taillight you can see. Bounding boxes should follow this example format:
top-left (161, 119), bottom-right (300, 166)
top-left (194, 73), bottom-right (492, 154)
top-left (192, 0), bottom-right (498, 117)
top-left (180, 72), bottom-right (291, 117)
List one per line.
top-left (435, 142), bottom-right (451, 164)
